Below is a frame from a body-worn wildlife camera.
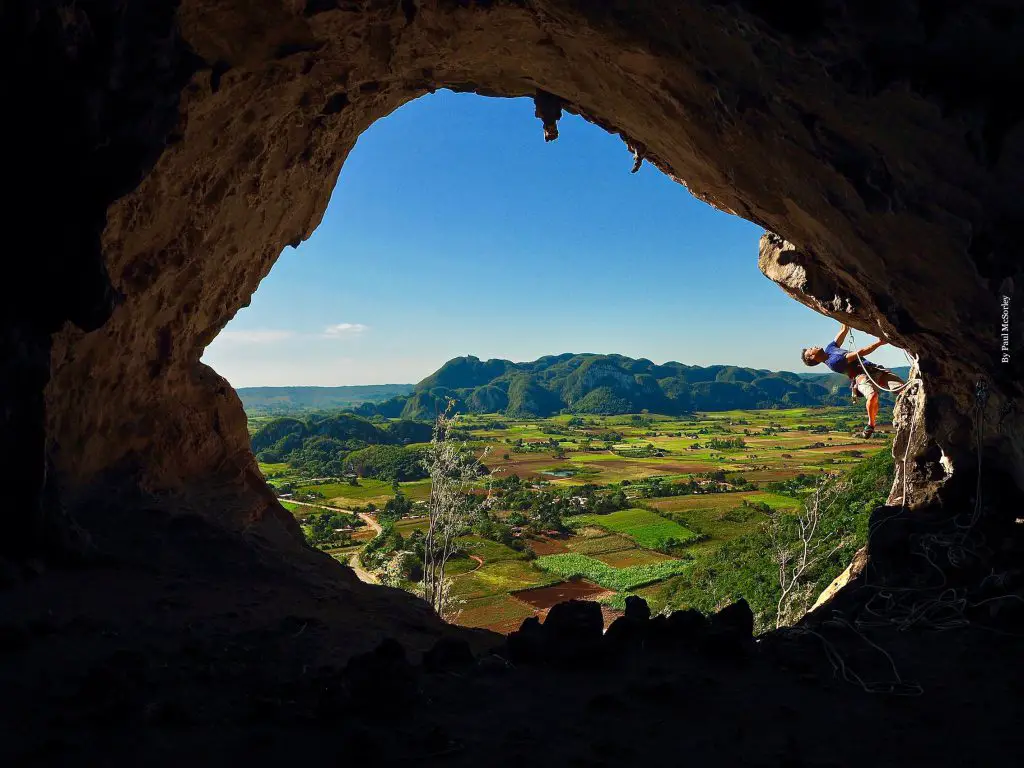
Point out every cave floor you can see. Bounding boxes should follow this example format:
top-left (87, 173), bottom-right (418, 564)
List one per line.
top-left (2, 501), bottom-right (1022, 766)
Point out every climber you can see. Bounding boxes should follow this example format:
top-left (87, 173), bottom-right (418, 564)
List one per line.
top-left (801, 322), bottom-right (905, 438)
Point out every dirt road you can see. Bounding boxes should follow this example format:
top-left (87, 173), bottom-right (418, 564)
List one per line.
top-left (358, 512), bottom-right (382, 534)
top-left (280, 497), bottom-right (381, 534)
top-left (347, 553), bottom-right (379, 585)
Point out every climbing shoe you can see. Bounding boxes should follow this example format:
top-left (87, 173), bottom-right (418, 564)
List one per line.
top-left (861, 425), bottom-right (875, 439)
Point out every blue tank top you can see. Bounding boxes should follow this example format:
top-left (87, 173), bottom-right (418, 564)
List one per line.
top-left (824, 341), bottom-right (870, 375)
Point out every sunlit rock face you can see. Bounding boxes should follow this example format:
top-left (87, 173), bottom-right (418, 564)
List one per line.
top-left (6, 2), bottom-right (1022, 557)
top-left (758, 234), bottom-right (1018, 514)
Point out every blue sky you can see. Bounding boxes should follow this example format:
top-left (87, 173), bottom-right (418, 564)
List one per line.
top-left (202, 90), bottom-right (906, 387)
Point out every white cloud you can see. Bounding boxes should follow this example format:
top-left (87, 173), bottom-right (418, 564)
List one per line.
top-left (207, 324), bottom-right (368, 351)
top-left (213, 329), bottom-right (296, 344)
top-left (322, 323), bottom-right (369, 337)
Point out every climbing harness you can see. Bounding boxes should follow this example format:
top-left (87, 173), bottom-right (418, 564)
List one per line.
top-left (844, 328), bottom-right (917, 395)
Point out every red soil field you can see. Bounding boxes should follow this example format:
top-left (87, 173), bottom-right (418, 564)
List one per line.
top-left (513, 578), bottom-right (611, 610)
top-left (484, 452), bottom-right (564, 480)
top-left (527, 535), bottom-right (571, 555)
top-left (595, 549), bottom-right (675, 568)
top-left (511, 579), bottom-right (625, 630)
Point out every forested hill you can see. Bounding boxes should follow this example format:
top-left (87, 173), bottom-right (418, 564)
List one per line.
top-left (375, 354), bottom-right (910, 420)
top-left (238, 384), bottom-right (413, 412)
top-left (251, 413), bottom-right (433, 479)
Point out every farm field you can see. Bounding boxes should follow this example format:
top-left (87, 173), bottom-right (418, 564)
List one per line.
top-left (533, 553), bottom-right (692, 592)
top-left (260, 406), bottom-right (892, 633)
top-left (570, 508), bottom-right (701, 549)
top-left (468, 409), bottom-right (882, 488)
top-left (293, 477), bottom-right (432, 508)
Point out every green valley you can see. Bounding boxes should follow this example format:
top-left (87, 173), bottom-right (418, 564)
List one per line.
top-left (253, 400), bottom-right (895, 634)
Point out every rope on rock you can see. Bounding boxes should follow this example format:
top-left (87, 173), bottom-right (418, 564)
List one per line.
top-left (900, 390), bottom-right (917, 509)
top-left (794, 618), bottom-right (923, 696)
top-left (793, 347), bottom-right (1011, 687)
top-left (853, 373), bottom-right (1010, 637)
top-left (969, 380), bottom-right (988, 533)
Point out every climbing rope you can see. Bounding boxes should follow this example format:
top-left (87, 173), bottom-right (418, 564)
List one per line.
top-left (854, 369), bottom-right (1002, 637)
top-left (794, 618), bottom-right (923, 696)
top-left (897, 379), bottom-right (921, 510)
top-left (840, 328), bottom-right (920, 505)
top-left (968, 380), bottom-right (988, 532)
top-left (793, 351), bottom-right (1010, 687)
top-left (844, 328), bottom-right (917, 394)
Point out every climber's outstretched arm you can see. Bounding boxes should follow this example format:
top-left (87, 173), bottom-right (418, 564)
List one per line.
top-left (846, 337), bottom-right (887, 363)
top-left (833, 323), bottom-right (850, 348)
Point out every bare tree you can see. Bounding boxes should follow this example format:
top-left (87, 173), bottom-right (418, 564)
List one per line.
top-left (421, 403), bottom-right (488, 621)
top-left (769, 478), bottom-right (847, 628)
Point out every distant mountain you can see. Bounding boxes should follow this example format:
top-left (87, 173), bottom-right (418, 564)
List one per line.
top-left (238, 361), bottom-right (912, 420)
top-left (346, 354), bottom-right (906, 420)
top-left (237, 384), bottom-right (414, 413)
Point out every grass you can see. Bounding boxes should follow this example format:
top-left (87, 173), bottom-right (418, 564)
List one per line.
top-left (444, 554), bottom-right (481, 576)
top-left (533, 553), bottom-right (691, 592)
top-left (451, 560), bottom-right (558, 601)
top-left (258, 461), bottom-right (292, 476)
top-left (292, 477), bottom-right (433, 508)
top-left (594, 548), bottom-right (676, 568)
top-left (632, 576), bottom-right (689, 614)
top-left (279, 499), bottom-right (358, 520)
top-left (458, 535), bottom-right (529, 563)
top-left (394, 516), bottom-right (431, 536)
top-left (456, 594), bottom-right (537, 633)
top-left (566, 530), bottom-right (637, 555)
top-left (571, 508), bottom-right (701, 549)
top-left (328, 544), bottom-right (363, 560)
top-left (647, 491), bottom-right (803, 558)
top-left (647, 491), bottom-right (800, 514)
top-left (447, 536), bottom-right (556, 603)
top-left (295, 481), bottom-right (374, 500)
top-left (280, 500), bottom-right (309, 516)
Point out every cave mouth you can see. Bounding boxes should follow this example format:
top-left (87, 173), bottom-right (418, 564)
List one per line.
top-left (6, 3), bottom-right (1024, 760)
top-left (203, 88), bottom-right (917, 633)
top-left (6, 0), bottom-right (1019, 666)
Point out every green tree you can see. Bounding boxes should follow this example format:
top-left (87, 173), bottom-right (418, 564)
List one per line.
top-left (380, 487), bottom-right (413, 523)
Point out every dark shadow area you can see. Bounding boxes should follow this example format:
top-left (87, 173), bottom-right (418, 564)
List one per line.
top-left (2, 0), bottom-right (1023, 763)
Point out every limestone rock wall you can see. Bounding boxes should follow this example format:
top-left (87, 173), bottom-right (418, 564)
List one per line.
top-left (5, 1), bottom-right (1021, 544)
